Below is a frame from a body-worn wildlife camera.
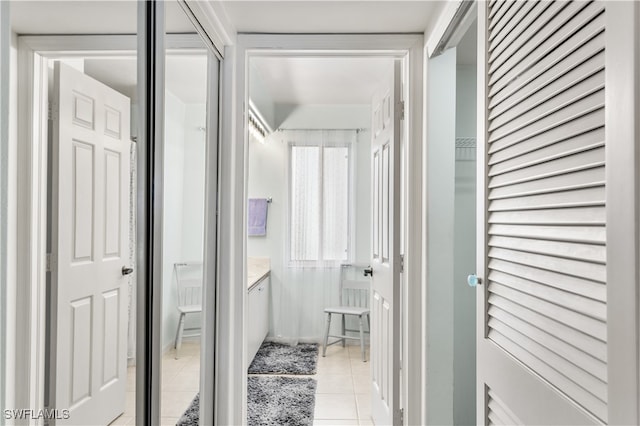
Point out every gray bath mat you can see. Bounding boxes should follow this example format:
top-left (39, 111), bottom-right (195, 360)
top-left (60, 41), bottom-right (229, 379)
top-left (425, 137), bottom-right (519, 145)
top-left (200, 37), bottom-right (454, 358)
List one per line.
top-left (248, 342), bottom-right (318, 375)
top-left (248, 376), bottom-right (317, 425)
top-left (176, 377), bottom-right (317, 426)
top-left (176, 393), bottom-right (199, 426)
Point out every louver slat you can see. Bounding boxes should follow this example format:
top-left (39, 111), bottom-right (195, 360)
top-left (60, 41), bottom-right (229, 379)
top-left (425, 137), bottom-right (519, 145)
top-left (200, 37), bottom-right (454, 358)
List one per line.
top-left (488, 1), bottom-right (568, 69)
top-left (485, 1), bottom-right (607, 421)
top-left (489, 1), bottom-right (516, 32)
top-left (488, 270), bottom-right (605, 320)
top-left (490, 47), bottom-right (604, 122)
top-left (489, 127), bottom-right (604, 176)
top-left (489, 67), bottom-right (604, 133)
top-left (489, 224), bottom-right (605, 245)
top-left (489, 1), bottom-right (527, 43)
top-left (489, 306), bottom-right (607, 380)
top-left (489, 1), bottom-right (539, 49)
top-left (489, 8), bottom-right (604, 101)
top-left (489, 1), bottom-right (602, 88)
top-left (488, 0), bottom-right (504, 19)
top-left (488, 206), bottom-right (605, 226)
top-left (489, 319), bottom-right (607, 402)
top-left (487, 388), bottom-right (523, 425)
top-left (489, 167), bottom-right (604, 200)
top-left (488, 110), bottom-right (604, 165)
top-left (488, 329), bottom-right (608, 421)
top-left (489, 147), bottom-right (604, 186)
top-left (488, 89), bottom-right (604, 153)
top-left (488, 258), bottom-right (605, 300)
top-left (488, 247), bottom-right (605, 283)
top-left (488, 294), bottom-right (607, 359)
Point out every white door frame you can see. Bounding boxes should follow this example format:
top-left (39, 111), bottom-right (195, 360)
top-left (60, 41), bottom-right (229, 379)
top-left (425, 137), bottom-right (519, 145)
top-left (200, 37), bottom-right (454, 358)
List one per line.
top-left (12, 33), bottom-right (211, 421)
top-left (214, 33), bottom-right (424, 425)
top-left (0, 1), bottom-right (9, 420)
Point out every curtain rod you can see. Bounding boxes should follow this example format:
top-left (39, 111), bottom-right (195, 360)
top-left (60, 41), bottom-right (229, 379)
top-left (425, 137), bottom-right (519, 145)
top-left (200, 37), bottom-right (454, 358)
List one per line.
top-left (277, 128), bottom-right (365, 133)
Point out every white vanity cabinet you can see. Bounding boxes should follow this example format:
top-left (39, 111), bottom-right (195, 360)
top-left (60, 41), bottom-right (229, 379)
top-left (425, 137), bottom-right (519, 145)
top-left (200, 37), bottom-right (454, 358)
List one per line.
top-left (247, 275), bottom-right (270, 368)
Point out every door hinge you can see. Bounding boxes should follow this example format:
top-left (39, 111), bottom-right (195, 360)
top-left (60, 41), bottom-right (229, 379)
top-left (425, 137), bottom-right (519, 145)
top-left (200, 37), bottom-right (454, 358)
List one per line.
top-left (399, 408), bottom-right (405, 424)
top-left (399, 254), bottom-right (404, 273)
top-left (399, 100), bottom-right (405, 121)
top-left (48, 101), bottom-right (59, 121)
top-left (46, 253), bottom-right (57, 272)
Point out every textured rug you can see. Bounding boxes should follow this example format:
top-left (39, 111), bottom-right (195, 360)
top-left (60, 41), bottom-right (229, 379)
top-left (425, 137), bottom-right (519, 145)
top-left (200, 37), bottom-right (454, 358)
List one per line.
top-left (176, 394), bottom-right (199, 426)
top-left (248, 342), bottom-right (318, 375)
top-left (176, 377), bottom-right (317, 426)
top-left (248, 376), bottom-right (317, 426)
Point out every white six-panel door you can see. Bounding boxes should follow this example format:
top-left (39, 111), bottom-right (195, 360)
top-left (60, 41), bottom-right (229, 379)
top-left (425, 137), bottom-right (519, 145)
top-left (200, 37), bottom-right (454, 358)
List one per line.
top-left (370, 59), bottom-right (401, 426)
top-left (476, 1), bottom-right (610, 424)
top-left (50, 62), bottom-right (131, 425)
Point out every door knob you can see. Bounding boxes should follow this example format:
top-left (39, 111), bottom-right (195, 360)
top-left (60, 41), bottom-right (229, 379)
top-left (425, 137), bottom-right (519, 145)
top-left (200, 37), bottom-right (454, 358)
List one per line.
top-left (363, 267), bottom-right (373, 277)
top-left (122, 266), bottom-right (134, 276)
top-left (467, 274), bottom-right (482, 287)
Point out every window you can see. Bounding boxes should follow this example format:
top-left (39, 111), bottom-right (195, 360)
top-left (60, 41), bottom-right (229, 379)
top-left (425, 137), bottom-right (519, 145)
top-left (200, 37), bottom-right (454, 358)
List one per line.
top-left (288, 131), bottom-right (354, 265)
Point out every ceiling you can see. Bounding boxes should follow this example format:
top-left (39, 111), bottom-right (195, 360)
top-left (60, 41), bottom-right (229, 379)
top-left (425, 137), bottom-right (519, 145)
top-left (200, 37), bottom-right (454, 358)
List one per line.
top-left (251, 57), bottom-right (392, 104)
top-left (82, 55), bottom-right (208, 104)
top-left (11, 1), bottom-right (446, 36)
top-left (10, 1), bottom-right (194, 34)
top-left (11, 0), bottom-right (452, 106)
top-left (221, 1), bottom-right (445, 34)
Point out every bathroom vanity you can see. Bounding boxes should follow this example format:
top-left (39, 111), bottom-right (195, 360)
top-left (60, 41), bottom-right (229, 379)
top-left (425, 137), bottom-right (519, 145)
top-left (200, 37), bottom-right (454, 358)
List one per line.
top-left (247, 257), bottom-right (270, 368)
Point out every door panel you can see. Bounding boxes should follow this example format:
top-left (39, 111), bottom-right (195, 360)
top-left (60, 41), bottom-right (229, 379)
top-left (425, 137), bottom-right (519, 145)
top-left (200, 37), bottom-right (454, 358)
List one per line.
top-left (370, 59), bottom-right (401, 426)
top-left (51, 62), bottom-right (131, 425)
top-left (478, 0), bottom-right (607, 424)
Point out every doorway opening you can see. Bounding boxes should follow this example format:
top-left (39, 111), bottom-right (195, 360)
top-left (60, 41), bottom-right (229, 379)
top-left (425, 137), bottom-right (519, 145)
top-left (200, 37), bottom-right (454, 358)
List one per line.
top-left (244, 52), bottom-right (403, 425)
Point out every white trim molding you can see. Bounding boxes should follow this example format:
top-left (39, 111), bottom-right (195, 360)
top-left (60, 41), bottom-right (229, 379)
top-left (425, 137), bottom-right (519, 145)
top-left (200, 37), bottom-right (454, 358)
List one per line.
top-left (216, 32), bottom-right (424, 425)
top-left (15, 36), bottom-right (49, 418)
top-left (605, 2), bottom-right (640, 424)
top-left (0, 2), bottom-right (9, 419)
top-left (182, 0), bottom-right (236, 56)
top-left (426, 0), bottom-right (476, 58)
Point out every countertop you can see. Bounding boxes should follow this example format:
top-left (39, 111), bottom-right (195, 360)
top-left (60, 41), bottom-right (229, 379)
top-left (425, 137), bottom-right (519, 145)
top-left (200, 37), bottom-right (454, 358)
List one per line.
top-left (247, 257), bottom-right (270, 290)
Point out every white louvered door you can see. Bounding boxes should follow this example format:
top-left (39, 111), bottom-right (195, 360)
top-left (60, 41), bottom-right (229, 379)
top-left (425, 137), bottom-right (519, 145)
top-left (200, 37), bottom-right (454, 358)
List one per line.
top-left (477, 1), bottom-right (610, 424)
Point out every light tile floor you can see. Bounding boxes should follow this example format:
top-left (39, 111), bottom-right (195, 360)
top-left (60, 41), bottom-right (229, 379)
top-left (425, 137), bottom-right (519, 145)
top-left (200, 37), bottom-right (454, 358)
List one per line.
top-left (313, 344), bottom-right (372, 426)
top-left (110, 341), bottom-right (201, 426)
top-left (111, 341), bottom-right (371, 426)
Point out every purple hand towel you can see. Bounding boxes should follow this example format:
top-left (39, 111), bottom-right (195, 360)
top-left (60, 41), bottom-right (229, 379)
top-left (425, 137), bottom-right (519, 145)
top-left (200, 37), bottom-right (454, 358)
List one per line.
top-left (248, 198), bottom-right (269, 236)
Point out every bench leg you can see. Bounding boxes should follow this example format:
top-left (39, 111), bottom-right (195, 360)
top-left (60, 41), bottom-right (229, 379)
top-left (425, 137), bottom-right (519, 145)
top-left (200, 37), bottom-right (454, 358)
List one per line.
top-left (359, 314), bottom-right (366, 362)
top-left (175, 312), bottom-right (186, 359)
top-left (322, 313), bottom-right (332, 357)
top-left (341, 314), bottom-right (346, 347)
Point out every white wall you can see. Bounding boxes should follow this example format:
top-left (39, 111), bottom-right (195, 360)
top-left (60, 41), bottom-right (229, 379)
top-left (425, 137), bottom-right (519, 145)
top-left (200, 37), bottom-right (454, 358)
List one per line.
top-left (162, 90), bottom-right (186, 349)
top-left (426, 47), bottom-right (456, 426)
top-left (247, 104), bottom-right (371, 341)
top-left (181, 104), bottom-right (206, 261)
top-left (249, 64), bottom-right (276, 130)
top-left (455, 66), bottom-right (477, 138)
top-left (453, 64), bottom-right (477, 426)
top-left (276, 104), bottom-right (371, 130)
top-left (162, 92), bottom-right (206, 350)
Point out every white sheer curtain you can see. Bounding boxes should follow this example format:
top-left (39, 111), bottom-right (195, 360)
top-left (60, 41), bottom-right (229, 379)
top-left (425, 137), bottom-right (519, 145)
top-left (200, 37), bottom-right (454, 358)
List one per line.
top-left (271, 129), bottom-right (357, 344)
